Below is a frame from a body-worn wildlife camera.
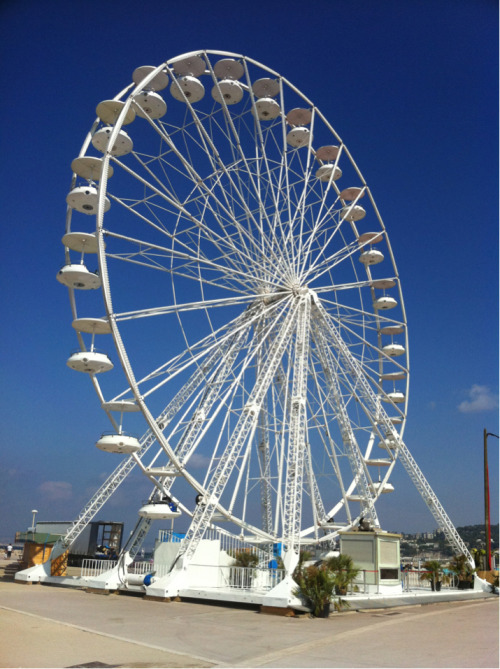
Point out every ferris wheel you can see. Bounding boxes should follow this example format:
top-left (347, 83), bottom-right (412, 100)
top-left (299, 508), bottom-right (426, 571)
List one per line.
top-left (57, 51), bottom-right (468, 575)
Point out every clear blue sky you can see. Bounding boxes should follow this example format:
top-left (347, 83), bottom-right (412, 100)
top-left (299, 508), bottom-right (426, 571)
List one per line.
top-left (1, 0), bottom-right (498, 546)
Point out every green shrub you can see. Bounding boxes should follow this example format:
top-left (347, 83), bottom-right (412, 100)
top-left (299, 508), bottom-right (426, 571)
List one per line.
top-left (293, 564), bottom-right (336, 617)
top-left (448, 554), bottom-right (476, 582)
top-left (231, 549), bottom-right (259, 568)
top-left (325, 553), bottom-right (360, 595)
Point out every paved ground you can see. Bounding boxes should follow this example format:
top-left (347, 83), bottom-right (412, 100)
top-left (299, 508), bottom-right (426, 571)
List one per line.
top-left (0, 579), bottom-right (498, 668)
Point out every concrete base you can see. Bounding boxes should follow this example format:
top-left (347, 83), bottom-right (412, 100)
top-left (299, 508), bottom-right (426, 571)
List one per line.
top-left (13, 564), bottom-right (496, 613)
top-left (176, 585), bottom-right (266, 605)
top-left (16, 572), bottom-right (84, 589)
top-left (15, 561), bottom-right (51, 583)
top-left (261, 574), bottom-right (303, 609)
top-left (343, 587), bottom-right (495, 610)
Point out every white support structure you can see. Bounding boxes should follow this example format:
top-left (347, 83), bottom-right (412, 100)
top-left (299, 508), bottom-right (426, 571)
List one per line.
top-left (182, 301), bottom-right (297, 563)
top-left (257, 406), bottom-right (274, 537)
top-left (255, 319), bottom-right (274, 538)
top-left (311, 310), bottom-right (380, 527)
top-left (397, 442), bottom-right (474, 566)
top-left (282, 294), bottom-right (311, 572)
top-left (313, 296), bottom-right (474, 566)
top-left (67, 338), bottom-right (227, 549)
top-left (303, 442), bottom-right (327, 540)
top-left (145, 300), bottom-right (298, 597)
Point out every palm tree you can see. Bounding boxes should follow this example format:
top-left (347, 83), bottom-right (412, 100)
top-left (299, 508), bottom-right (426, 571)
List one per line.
top-left (230, 549), bottom-right (258, 588)
top-left (448, 554), bottom-right (476, 589)
top-left (325, 554), bottom-right (360, 595)
top-left (292, 549), bottom-right (313, 580)
top-left (231, 549), bottom-right (258, 568)
top-left (419, 560), bottom-right (444, 591)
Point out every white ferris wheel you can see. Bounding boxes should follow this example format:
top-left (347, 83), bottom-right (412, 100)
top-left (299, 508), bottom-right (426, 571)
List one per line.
top-left (57, 50), bottom-right (470, 578)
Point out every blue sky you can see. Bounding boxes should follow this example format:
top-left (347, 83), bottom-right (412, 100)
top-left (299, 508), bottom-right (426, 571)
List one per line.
top-left (1, 0), bottom-right (498, 547)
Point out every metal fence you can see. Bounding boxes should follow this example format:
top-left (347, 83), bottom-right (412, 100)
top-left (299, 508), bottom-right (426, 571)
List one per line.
top-left (217, 565), bottom-right (285, 590)
top-left (80, 559), bottom-right (465, 594)
top-left (81, 558), bottom-right (154, 580)
top-left (339, 569), bottom-right (460, 595)
top-left (81, 558), bottom-right (118, 578)
top-left (122, 560), bottom-right (285, 590)
top-left (128, 560), bottom-right (154, 575)
top-left (402, 569), bottom-right (458, 592)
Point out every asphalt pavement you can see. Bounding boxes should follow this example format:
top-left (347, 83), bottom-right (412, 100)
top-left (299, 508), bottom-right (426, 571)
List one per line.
top-left (0, 579), bottom-right (498, 668)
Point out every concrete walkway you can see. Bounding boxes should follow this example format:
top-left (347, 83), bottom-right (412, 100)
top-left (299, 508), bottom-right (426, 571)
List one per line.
top-left (0, 580), bottom-right (498, 668)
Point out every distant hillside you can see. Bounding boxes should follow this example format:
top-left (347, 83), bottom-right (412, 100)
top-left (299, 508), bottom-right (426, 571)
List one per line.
top-left (456, 523), bottom-right (498, 550)
top-left (398, 523), bottom-right (498, 559)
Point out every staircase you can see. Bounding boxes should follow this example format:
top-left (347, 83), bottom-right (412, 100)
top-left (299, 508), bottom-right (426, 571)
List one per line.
top-left (0, 555), bottom-right (25, 580)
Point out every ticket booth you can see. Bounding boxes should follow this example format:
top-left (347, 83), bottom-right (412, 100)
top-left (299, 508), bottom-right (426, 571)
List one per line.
top-left (339, 530), bottom-right (402, 594)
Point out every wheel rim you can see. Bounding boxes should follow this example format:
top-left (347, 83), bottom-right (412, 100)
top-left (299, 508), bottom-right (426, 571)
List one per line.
top-left (64, 50), bottom-right (410, 558)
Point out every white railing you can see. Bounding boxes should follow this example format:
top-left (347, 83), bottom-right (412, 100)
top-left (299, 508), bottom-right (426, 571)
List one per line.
top-left (347, 569), bottom-right (460, 594)
top-left (402, 569), bottom-right (458, 592)
top-left (81, 558), bottom-right (118, 578)
top-left (128, 560), bottom-right (154, 575)
top-left (145, 560), bottom-right (285, 590)
top-left (80, 556), bottom-right (464, 595)
top-left (217, 565), bottom-right (285, 591)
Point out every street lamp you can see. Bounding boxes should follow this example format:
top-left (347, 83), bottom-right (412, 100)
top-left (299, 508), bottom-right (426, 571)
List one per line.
top-left (484, 430), bottom-right (498, 571)
top-left (30, 509), bottom-right (38, 534)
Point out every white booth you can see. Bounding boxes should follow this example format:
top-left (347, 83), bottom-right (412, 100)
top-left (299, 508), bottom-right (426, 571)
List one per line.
top-left (339, 530), bottom-right (402, 594)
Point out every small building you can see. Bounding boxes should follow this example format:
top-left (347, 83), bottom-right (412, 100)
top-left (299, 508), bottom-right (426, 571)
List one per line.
top-left (339, 530), bottom-right (402, 594)
top-left (16, 532), bottom-right (61, 572)
top-left (16, 520), bottom-right (124, 569)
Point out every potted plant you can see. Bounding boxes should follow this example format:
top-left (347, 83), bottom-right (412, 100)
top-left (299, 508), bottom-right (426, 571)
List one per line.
top-left (293, 564), bottom-right (336, 617)
top-left (325, 553), bottom-right (360, 595)
top-left (490, 573), bottom-right (499, 595)
top-left (419, 560), bottom-right (445, 591)
top-left (448, 554), bottom-right (476, 590)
